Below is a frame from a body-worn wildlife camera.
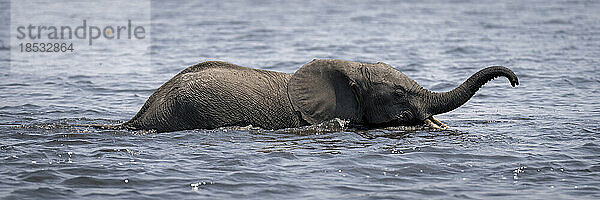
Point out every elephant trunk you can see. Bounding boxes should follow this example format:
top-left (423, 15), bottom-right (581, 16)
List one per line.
top-left (424, 66), bottom-right (519, 116)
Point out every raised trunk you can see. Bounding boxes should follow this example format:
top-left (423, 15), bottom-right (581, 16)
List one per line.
top-left (424, 66), bottom-right (519, 116)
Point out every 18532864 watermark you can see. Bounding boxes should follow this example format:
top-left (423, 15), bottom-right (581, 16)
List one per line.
top-left (9, 0), bottom-right (151, 74)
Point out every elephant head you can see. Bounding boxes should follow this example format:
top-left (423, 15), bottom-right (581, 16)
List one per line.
top-left (288, 59), bottom-right (519, 127)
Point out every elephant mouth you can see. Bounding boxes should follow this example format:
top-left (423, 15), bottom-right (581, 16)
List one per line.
top-left (359, 115), bottom-right (448, 130)
top-left (362, 118), bottom-right (425, 128)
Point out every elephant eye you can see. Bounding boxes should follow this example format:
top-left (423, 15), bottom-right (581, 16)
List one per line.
top-left (393, 86), bottom-right (407, 93)
top-left (393, 89), bottom-right (407, 98)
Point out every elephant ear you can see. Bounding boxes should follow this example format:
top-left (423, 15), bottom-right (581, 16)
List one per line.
top-left (288, 59), bottom-right (363, 124)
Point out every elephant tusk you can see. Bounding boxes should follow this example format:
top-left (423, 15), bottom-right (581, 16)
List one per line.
top-left (424, 119), bottom-right (441, 129)
top-left (428, 116), bottom-right (450, 129)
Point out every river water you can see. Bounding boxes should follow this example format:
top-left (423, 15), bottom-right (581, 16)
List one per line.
top-left (1, 0), bottom-right (599, 199)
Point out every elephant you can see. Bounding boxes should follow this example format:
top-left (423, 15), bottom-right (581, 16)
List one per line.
top-left (121, 59), bottom-right (519, 132)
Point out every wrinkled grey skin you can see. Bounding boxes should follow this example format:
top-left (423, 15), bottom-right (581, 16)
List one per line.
top-left (123, 59), bottom-right (519, 132)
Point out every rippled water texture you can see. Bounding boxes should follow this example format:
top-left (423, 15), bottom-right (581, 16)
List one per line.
top-left (1, 0), bottom-right (600, 199)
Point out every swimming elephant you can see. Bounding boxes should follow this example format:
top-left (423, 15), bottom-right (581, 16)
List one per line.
top-left (122, 59), bottom-right (519, 132)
